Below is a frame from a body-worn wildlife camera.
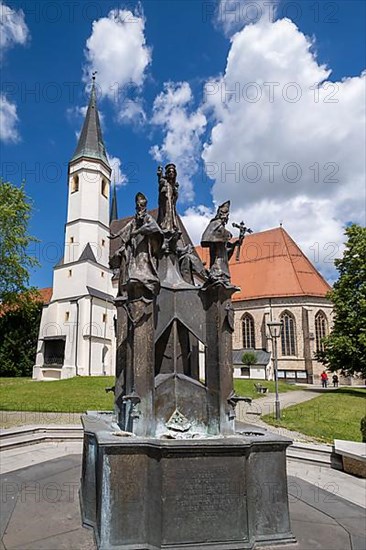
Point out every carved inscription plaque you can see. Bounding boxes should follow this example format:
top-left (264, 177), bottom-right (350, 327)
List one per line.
top-left (161, 455), bottom-right (248, 544)
top-left (108, 454), bottom-right (149, 545)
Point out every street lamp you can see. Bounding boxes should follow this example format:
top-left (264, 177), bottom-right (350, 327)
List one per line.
top-left (267, 321), bottom-right (282, 421)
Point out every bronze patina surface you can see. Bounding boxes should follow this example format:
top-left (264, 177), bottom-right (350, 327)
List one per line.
top-left (80, 164), bottom-right (295, 550)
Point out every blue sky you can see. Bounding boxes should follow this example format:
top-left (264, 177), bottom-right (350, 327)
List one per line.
top-left (1, 0), bottom-right (365, 289)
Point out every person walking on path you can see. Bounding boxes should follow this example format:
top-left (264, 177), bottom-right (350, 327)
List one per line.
top-left (321, 370), bottom-right (328, 388)
top-left (332, 374), bottom-right (339, 388)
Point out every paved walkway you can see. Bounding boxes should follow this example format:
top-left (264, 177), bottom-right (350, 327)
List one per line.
top-left (236, 388), bottom-right (322, 442)
top-left (1, 453), bottom-right (364, 550)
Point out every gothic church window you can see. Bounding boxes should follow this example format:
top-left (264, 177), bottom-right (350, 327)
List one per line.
top-left (280, 312), bottom-right (296, 356)
top-left (315, 311), bottom-right (328, 353)
top-left (242, 313), bottom-right (255, 349)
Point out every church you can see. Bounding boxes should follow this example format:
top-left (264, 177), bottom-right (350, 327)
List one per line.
top-left (33, 83), bottom-right (332, 384)
top-left (33, 81), bottom-right (116, 380)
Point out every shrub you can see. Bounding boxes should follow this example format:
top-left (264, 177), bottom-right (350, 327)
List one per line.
top-left (361, 416), bottom-right (366, 443)
top-left (241, 351), bottom-right (258, 367)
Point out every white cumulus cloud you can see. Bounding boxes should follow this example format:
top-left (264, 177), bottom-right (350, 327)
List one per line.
top-left (196, 17), bottom-right (366, 281)
top-left (0, 0), bottom-right (29, 61)
top-left (150, 82), bottom-right (207, 202)
top-left (0, 92), bottom-right (20, 143)
top-left (215, 0), bottom-right (278, 36)
top-left (0, 1), bottom-right (30, 144)
top-left (107, 154), bottom-right (127, 188)
top-left (83, 7), bottom-right (151, 124)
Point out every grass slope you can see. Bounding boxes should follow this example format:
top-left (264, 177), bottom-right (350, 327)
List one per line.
top-left (263, 388), bottom-right (366, 443)
top-left (0, 376), bottom-right (115, 413)
top-left (0, 377), bottom-right (299, 412)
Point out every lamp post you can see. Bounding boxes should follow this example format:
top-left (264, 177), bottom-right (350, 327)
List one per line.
top-left (267, 321), bottom-right (282, 421)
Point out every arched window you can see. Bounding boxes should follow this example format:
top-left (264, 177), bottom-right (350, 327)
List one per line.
top-left (315, 311), bottom-right (328, 353)
top-left (71, 175), bottom-right (79, 193)
top-left (280, 312), bottom-right (296, 356)
top-left (242, 314), bottom-right (255, 349)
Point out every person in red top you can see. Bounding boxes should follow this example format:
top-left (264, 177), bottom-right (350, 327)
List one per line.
top-left (321, 370), bottom-right (328, 388)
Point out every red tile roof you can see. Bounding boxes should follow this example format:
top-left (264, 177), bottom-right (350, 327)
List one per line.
top-left (196, 227), bottom-right (331, 301)
top-left (37, 287), bottom-right (53, 304)
top-left (0, 287), bottom-right (52, 317)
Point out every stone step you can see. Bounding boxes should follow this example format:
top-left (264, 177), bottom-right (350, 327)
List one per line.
top-left (0, 426), bottom-right (343, 470)
top-left (288, 442), bottom-right (342, 469)
top-left (0, 426), bottom-right (83, 451)
top-left (0, 425), bottom-right (82, 439)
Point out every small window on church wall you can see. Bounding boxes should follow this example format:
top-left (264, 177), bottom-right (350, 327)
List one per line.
top-left (103, 313), bottom-right (107, 323)
top-left (71, 175), bottom-right (79, 193)
top-left (65, 311), bottom-right (70, 322)
top-left (101, 239), bottom-right (105, 247)
top-left (101, 271), bottom-right (105, 278)
top-left (101, 178), bottom-right (108, 198)
top-left (70, 236), bottom-right (74, 244)
top-left (68, 269), bottom-right (72, 277)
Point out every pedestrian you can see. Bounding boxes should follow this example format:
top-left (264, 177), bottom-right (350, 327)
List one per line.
top-left (332, 374), bottom-right (339, 388)
top-left (321, 370), bottom-right (328, 388)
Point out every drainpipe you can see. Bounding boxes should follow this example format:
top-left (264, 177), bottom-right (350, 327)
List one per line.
top-left (102, 296), bottom-right (108, 376)
top-left (69, 298), bottom-right (80, 376)
top-left (74, 299), bottom-right (80, 375)
top-left (88, 296), bottom-right (94, 376)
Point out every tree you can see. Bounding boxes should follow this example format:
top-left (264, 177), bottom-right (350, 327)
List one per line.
top-left (242, 351), bottom-right (258, 368)
top-left (0, 179), bottom-right (39, 304)
top-left (0, 293), bottom-right (43, 377)
top-left (316, 224), bottom-right (366, 378)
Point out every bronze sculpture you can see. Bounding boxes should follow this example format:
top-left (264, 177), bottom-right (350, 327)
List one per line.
top-left (110, 192), bottom-right (163, 300)
top-left (157, 163), bottom-right (179, 235)
top-left (81, 164), bottom-right (294, 550)
top-left (201, 200), bottom-right (239, 285)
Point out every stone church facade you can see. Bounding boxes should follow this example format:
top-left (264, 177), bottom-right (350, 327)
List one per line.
top-left (198, 227), bottom-right (333, 384)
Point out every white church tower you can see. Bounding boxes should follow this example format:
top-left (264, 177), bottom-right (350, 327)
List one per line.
top-left (33, 78), bottom-right (116, 380)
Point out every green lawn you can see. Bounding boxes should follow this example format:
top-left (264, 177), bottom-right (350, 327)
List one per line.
top-left (263, 388), bottom-right (366, 443)
top-left (0, 376), bottom-right (300, 413)
top-left (0, 376), bottom-right (115, 413)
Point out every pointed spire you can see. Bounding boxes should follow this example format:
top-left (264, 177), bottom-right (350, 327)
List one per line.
top-left (110, 182), bottom-right (118, 223)
top-left (70, 73), bottom-right (110, 168)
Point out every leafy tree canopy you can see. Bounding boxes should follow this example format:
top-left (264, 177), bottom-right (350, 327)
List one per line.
top-left (317, 224), bottom-right (366, 378)
top-left (242, 351), bottom-right (258, 367)
top-left (0, 293), bottom-right (43, 377)
top-left (0, 179), bottom-right (39, 304)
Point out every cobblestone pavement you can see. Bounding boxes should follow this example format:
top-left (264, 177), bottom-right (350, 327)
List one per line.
top-left (1, 454), bottom-right (364, 550)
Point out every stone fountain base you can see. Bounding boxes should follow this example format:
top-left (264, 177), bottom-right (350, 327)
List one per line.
top-left (81, 412), bottom-right (295, 550)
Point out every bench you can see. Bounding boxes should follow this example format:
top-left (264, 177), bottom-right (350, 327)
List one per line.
top-left (254, 383), bottom-right (268, 394)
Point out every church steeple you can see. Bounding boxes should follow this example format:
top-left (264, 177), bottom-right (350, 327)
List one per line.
top-left (110, 183), bottom-right (118, 223)
top-left (70, 74), bottom-right (110, 168)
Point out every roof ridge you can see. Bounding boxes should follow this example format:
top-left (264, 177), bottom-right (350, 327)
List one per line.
top-left (281, 228), bottom-right (332, 292)
top-left (280, 227), bottom-right (306, 295)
